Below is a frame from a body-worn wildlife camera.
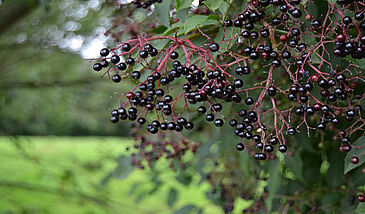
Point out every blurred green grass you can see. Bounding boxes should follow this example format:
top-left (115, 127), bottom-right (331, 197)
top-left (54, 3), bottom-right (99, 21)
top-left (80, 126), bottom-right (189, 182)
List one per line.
top-left (0, 136), bottom-right (223, 214)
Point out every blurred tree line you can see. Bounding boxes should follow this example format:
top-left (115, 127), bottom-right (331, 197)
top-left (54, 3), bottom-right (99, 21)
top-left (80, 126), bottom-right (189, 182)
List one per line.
top-left (0, 0), bottom-right (131, 136)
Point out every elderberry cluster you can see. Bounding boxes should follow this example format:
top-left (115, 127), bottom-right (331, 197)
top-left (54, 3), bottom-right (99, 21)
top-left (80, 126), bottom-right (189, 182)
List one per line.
top-left (131, 0), bottom-right (163, 9)
top-left (91, 0), bottom-right (364, 164)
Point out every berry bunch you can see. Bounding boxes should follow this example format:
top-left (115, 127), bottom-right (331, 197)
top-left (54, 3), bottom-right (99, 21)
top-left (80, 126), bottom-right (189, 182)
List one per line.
top-left (92, 0), bottom-right (364, 163)
top-left (129, 0), bottom-right (163, 9)
top-left (89, 0), bottom-right (365, 213)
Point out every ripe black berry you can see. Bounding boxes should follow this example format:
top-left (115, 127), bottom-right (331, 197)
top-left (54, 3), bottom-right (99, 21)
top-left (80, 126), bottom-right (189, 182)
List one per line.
top-left (245, 97), bottom-right (254, 105)
top-left (234, 19), bottom-right (243, 27)
top-left (209, 43), bottom-right (220, 52)
top-left (291, 28), bottom-right (300, 37)
top-left (213, 103), bottom-right (223, 112)
top-left (111, 55), bottom-right (120, 64)
top-left (343, 16), bottom-right (352, 25)
top-left (100, 48), bottom-right (109, 56)
top-left (170, 51), bottom-right (179, 59)
top-left (355, 12), bottom-right (364, 21)
top-left (137, 117), bottom-right (146, 124)
top-left (117, 63), bottom-right (127, 70)
top-left (272, 18), bottom-right (281, 25)
top-left (126, 57), bottom-right (135, 65)
top-left (214, 118), bottom-right (224, 127)
top-left (185, 122), bottom-right (194, 130)
top-left (110, 116), bottom-right (119, 123)
top-left (268, 86), bottom-right (276, 96)
top-left (234, 79), bottom-right (244, 88)
top-left (291, 8), bottom-right (302, 18)
top-left (236, 143), bottom-right (245, 151)
top-left (224, 20), bottom-right (233, 27)
top-left (260, 29), bottom-right (270, 37)
top-left (198, 106), bottom-right (206, 114)
top-left (139, 51), bottom-right (148, 58)
top-left (122, 43), bottom-right (131, 52)
top-left (278, 145), bottom-right (287, 153)
top-left (272, 59), bottom-right (281, 67)
top-left (131, 71), bottom-right (141, 79)
top-left (93, 63), bottom-right (102, 71)
top-left (282, 51), bottom-right (291, 59)
top-left (311, 20), bottom-right (321, 28)
top-left (288, 128), bottom-right (296, 135)
top-left (206, 114), bottom-right (214, 121)
top-left (264, 145), bottom-right (274, 152)
top-left (100, 60), bottom-right (109, 67)
top-left (112, 74), bottom-right (121, 83)
top-left (287, 93), bottom-right (296, 101)
top-left (229, 119), bottom-right (237, 127)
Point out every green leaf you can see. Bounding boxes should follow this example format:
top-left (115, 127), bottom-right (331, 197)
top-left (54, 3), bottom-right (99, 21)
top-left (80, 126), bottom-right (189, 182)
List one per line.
top-left (176, 8), bottom-right (190, 22)
top-left (200, 19), bottom-right (219, 27)
top-left (265, 160), bottom-right (281, 211)
top-left (100, 155), bottom-right (134, 185)
top-left (302, 151), bottom-right (321, 185)
top-left (310, 53), bottom-right (322, 64)
top-left (155, 0), bottom-right (172, 27)
top-left (326, 147), bottom-right (344, 187)
top-left (356, 202), bottom-right (365, 214)
top-left (168, 188), bottom-right (178, 207)
top-left (174, 205), bottom-right (196, 214)
top-left (112, 155), bottom-right (134, 179)
top-left (176, 0), bottom-right (192, 11)
top-left (344, 56), bottom-right (365, 68)
top-left (183, 15), bottom-right (209, 34)
top-left (204, 0), bottom-right (223, 11)
top-left (285, 152), bottom-right (305, 184)
top-left (218, 2), bottom-right (230, 16)
top-left (132, 9), bottom-right (148, 23)
top-left (344, 136), bottom-right (365, 174)
top-left (175, 171), bottom-right (192, 185)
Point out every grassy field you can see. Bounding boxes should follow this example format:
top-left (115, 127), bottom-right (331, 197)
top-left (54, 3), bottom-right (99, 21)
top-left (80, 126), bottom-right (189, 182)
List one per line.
top-left (0, 136), bottom-right (223, 214)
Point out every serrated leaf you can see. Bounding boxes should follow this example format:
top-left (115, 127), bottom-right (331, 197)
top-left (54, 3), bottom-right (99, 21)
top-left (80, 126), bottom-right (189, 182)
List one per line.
top-left (176, 0), bottom-right (193, 11)
top-left (204, 0), bottom-right (223, 11)
top-left (183, 15), bottom-right (209, 34)
top-left (167, 188), bottom-right (178, 207)
top-left (174, 205), bottom-right (196, 214)
top-left (218, 2), bottom-right (230, 16)
top-left (155, 0), bottom-right (172, 27)
top-left (344, 136), bottom-right (365, 174)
